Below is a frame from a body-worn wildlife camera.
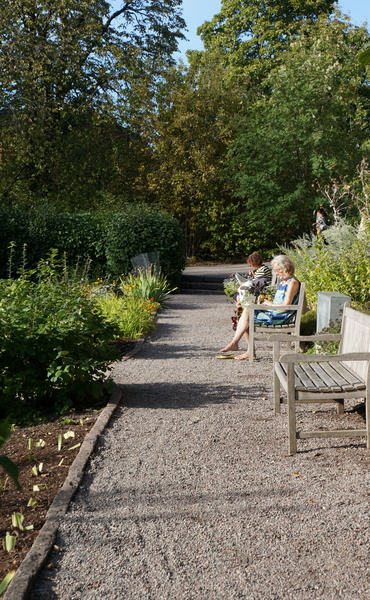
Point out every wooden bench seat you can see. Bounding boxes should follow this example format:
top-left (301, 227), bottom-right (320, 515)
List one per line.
top-left (270, 304), bottom-right (370, 453)
top-left (277, 360), bottom-right (366, 394)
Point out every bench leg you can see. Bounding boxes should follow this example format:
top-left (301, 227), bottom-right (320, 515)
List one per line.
top-left (287, 364), bottom-right (297, 454)
top-left (287, 401), bottom-right (297, 454)
top-left (336, 399), bottom-right (344, 415)
top-left (273, 344), bottom-right (282, 414)
top-left (366, 390), bottom-right (370, 450)
top-left (249, 327), bottom-right (255, 364)
top-left (273, 369), bottom-right (281, 414)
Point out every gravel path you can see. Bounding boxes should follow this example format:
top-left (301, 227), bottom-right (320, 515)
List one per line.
top-left (30, 294), bottom-right (370, 600)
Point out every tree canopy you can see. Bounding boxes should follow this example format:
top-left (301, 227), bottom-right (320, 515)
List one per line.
top-left (195, 0), bottom-right (335, 82)
top-left (225, 15), bottom-right (370, 247)
top-left (1, 0), bottom-right (370, 260)
top-left (0, 0), bottom-right (185, 205)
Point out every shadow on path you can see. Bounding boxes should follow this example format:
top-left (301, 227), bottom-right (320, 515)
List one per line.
top-left (117, 381), bottom-right (271, 410)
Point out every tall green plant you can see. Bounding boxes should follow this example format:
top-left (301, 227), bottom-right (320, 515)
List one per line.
top-left (0, 251), bottom-right (119, 423)
top-left (95, 294), bottom-right (159, 339)
top-left (121, 267), bottom-right (175, 303)
top-left (283, 222), bottom-right (370, 306)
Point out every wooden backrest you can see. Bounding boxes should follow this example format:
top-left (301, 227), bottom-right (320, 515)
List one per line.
top-left (271, 271), bottom-right (280, 287)
top-left (280, 281), bottom-right (306, 326)
top-left (295, 282), bottom-right (306, 323)
top-left (340, 304), bottom-right (370, 380)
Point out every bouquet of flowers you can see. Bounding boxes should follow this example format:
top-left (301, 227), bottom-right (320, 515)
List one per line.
top-left (231, 305), bottom-right (243, 330)
top-left (231, 283), bottom-right (275, 330)
top-left (256, 285), bottom-right (276, 304)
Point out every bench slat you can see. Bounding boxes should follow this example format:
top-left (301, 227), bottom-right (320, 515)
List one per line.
top-left (310, 363), bottom-right (347, 392)
top-left (298, 363), bottom-right (331, 392)
top-left (276, 363), bottom-right (303, 391)
top-left (294, 364), bottom-right (318, 391)
top-left (317, 362), bottom-right (360, 392)
top-left (278, 361), bottom-right (367, 394)
top-left (337, 362), bottom-right (366, 390)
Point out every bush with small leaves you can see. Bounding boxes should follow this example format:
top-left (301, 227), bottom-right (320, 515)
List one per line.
top-left (0, 252), bottom-right (120, 424)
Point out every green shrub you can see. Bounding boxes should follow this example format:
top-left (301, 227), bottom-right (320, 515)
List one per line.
top-left (282, 221), bottom-right (370, 306)
top-left (104, 204), bottom-right (185, 284)
top-left (0, 203), bottom-right (107, 278)
top-left (0, 204), bottom-right (30, 278)
top-left (28, 208), bottom-right (106, 274)
top-left (300, 309), bottom-right (317, 335)
top-left (0, 203), bottom-right (185, 284)
top-left (0, 252), bottom-right (120, 424)
top-left (95, 294), bottom-right (159, 339)
top-left (306, 321), bottom-right (341, 355)
top-left (0, 419), bottom-right (21, 490)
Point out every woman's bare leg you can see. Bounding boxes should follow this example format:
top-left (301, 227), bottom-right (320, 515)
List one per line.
top-left (220, 308), bottom-right (250, 353)
top-left (235, 329), bottom-right (252, 360)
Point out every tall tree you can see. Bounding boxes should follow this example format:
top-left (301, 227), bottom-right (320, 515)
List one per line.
top-left (145, 57), bottom-right (249, 259)
top-left (0, 0), bottom-right (185, 206)
top-left (195, 0), bottom-right (335, 84)
top-left (227, 14), bottom-right (370, 248)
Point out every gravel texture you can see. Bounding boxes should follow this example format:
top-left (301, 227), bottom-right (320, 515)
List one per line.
top-left (30, 294), bottom-right (370, 600)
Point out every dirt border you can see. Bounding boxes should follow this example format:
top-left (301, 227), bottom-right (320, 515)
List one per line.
top-left (4, 338), bottom-right (145, 600)
top-left (4, 387), bottom-right (122, 600)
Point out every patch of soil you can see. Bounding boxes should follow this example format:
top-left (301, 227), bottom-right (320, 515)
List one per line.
top-left (109, 338), bottom-right (136, 355)
top-left (0, 411), bottom-right (99, 583)
top-left (0, 339), bottom-right (137, 586)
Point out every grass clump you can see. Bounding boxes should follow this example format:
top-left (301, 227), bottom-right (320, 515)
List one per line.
top-left (120, 266), bottom-right (176, 303)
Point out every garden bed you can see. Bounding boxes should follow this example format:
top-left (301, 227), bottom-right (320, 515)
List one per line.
top-left (0, 339), bottom-right (137, 588)
top-left (0, 411), bottom-right (98, 583)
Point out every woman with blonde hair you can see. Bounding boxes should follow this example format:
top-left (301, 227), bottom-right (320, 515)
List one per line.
top-left (220, 255), bottom-right (300, 360)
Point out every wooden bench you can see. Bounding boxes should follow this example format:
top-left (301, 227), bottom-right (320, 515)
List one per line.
top-left (247, 282), bottom-right (306, 363)
top-left (270, 304), bottom-right (370, 453)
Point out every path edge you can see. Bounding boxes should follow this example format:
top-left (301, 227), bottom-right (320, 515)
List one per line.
top-left (4, 385), bottom-right (124, 600)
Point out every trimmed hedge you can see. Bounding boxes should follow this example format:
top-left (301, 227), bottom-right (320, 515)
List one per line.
top-left (104, 204), bottom-right (185, 283)
top-left (0, 203), bottom-right (184, 282)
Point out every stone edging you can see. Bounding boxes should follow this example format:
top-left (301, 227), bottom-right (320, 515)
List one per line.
top-left (3, 329), bottom-right (148, 600)
top-left (4, 336), bottom-right (145, 599)
top-left (121, 337), bottom-right (146, 361)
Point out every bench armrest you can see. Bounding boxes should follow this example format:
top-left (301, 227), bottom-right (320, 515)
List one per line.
top-left (278, 351), bottom-right (370, 364)
top-left (268, 333), bottom-right (342, 343)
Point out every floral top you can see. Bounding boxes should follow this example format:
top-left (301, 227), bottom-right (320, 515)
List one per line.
top-left (254, 277), bottom-right (300, 325)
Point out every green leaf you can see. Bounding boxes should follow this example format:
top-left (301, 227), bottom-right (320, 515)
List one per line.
top-left (0, 456), bottom-right (21, 491)
top-left (0, 420), bottom-right (11, 446)
top-left (11, 512), bottom-right (24, 530)
top-left (0, 570), bottom-right (16, 595)
top-left (359, 47), bottom-right (370, 66)
top-left (4, 533), bottom-right (16, 553)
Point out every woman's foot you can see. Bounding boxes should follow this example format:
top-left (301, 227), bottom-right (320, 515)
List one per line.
top-left (234, 352), bottom-right (250, 360)
top-left (220, 342), bottom-right (239, 353)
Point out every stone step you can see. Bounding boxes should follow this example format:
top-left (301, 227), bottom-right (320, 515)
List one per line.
top-left (181, 274), bottom-right (225, 283)
top-left (180, 281), bottom-right (223, 291)
top-left (178, 288), bottom-right (225, 295)
top-left (179, 274), bottom-right (225, 295)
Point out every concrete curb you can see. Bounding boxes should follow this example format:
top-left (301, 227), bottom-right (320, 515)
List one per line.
top-left (4, 386), bottom-right (124, 600)
top-left (121, 337), bottom-right (146, 361)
